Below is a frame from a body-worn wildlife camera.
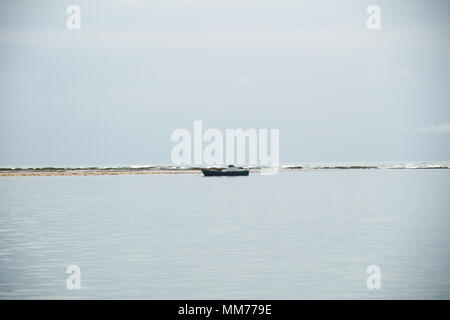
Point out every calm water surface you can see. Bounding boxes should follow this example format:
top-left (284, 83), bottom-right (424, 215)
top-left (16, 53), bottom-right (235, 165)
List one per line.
top-left (0, 170), bottom-right (449, 299)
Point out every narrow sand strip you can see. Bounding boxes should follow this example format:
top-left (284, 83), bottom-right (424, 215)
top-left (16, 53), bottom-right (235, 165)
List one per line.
top-left (0, 170), bottom-right (202, 177)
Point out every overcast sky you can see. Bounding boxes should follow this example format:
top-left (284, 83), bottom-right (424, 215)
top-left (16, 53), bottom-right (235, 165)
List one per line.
top-left (0, 0), bottom-right (449, 167)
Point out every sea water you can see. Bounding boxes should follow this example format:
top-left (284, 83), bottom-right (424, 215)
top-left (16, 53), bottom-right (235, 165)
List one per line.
top-left (0, 169), bottom-right (449, 299)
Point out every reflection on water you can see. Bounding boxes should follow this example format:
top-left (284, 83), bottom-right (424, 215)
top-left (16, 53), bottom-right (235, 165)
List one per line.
top-left (0, 170), bottom-right (449, 299)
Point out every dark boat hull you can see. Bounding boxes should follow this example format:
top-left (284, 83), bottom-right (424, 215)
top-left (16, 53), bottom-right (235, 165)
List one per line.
top-left (201, 169), bottom-right (249, 176)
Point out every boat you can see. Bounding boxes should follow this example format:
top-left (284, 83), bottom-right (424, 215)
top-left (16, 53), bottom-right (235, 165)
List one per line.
top-left (201, 165), bottom-right (249, 176)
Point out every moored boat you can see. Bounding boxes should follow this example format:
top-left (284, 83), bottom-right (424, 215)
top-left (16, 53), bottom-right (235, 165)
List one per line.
top-left (201, 165), bottom-right (249, 176)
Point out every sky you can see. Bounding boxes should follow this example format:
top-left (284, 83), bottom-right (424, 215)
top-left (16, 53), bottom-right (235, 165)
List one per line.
top-left (0, 0), bottom-right (449, 167)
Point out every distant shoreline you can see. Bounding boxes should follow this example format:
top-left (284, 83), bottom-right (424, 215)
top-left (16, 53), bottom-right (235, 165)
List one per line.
top-left (0, 170), bottom-right (202, 177)
top-left (1, 164), bottom-right (449, 177)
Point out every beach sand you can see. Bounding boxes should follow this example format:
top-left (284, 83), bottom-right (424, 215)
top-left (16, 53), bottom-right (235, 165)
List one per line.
top-left (0, 170), bottom-right (202, 177)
